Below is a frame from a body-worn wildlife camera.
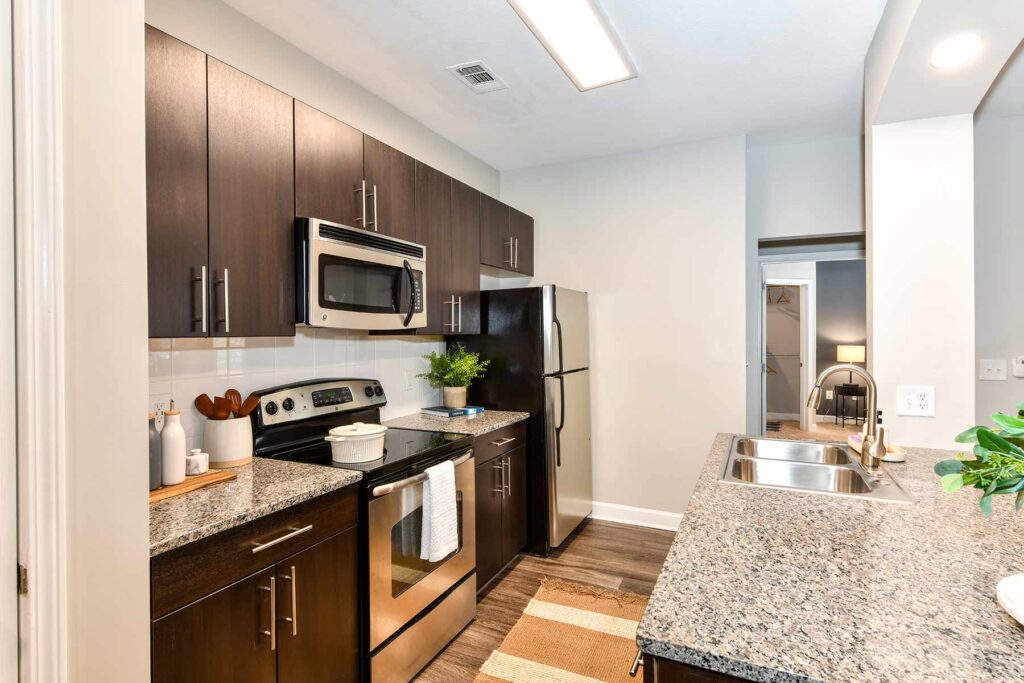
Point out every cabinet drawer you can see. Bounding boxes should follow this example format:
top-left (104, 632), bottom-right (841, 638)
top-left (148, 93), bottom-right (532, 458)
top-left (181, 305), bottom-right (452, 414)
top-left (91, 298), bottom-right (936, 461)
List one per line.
top-left (151, 484), bottom-right (358, 618)
top-left (474, 421), bottom-right (527, 466)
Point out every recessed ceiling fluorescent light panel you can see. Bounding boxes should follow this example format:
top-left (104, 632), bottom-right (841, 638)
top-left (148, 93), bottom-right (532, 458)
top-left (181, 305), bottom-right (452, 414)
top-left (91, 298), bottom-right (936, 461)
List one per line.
top-left (930, 33), bottom-right (983, 69)
top-left (507, 0), bottom-right (636, 91)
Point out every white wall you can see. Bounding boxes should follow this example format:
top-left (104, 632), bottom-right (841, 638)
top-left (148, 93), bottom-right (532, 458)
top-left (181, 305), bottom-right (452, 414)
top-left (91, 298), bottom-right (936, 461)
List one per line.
top-left (501, 136), bottom-right (747, 515)
top-left (63, 0), bottom-right (150, 679)
top-left (145, 0), bottom-right (499, 195)
top-left (974, 114), bottom-right (1024, 422)
top-left (748, 136), bottom-right (864, 239)
top-left (150, 332), bottom-right (444, 449)
top-left (870, 115), bottom-right (975, 448)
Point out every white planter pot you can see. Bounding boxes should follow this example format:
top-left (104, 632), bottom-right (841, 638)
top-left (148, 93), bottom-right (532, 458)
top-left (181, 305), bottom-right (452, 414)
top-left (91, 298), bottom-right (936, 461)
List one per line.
top-left (443, 386), bottom-right (468, 409)
top-left (325, 422), bottom-right (387, 464)
top-left (203, 416), bottom-right (254, 469)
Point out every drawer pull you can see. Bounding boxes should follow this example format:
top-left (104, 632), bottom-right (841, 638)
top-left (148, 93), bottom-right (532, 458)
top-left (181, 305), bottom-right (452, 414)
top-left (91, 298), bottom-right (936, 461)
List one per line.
top-left (251, 525), bottom-right (313, 554)
top-left (489, 436), bottom-right (516, 447)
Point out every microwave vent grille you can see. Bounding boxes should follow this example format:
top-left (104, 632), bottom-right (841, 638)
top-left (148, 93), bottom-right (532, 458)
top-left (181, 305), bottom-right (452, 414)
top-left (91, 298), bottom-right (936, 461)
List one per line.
top-left (319, 224), bottom-right (424, 259)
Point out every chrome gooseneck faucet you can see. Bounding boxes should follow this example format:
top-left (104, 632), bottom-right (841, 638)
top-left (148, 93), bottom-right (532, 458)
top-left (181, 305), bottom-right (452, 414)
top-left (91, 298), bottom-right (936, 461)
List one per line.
top-left (807, 364), bottom-right (887, 473)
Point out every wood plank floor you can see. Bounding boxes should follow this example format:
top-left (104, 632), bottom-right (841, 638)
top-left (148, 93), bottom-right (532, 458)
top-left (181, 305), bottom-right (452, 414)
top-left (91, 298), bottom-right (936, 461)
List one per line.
top-left (415, 519), bottom-right (676, 682)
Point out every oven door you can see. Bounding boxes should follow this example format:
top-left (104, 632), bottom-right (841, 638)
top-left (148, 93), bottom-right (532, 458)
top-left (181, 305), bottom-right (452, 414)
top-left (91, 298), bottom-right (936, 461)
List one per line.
top-left (367, 451), bottom-right (476, 651)
top-left (304, 220), bottom-right (426, 330)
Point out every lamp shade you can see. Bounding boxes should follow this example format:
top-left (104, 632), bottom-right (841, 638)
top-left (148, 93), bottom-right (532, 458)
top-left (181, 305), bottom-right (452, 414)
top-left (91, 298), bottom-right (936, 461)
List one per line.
top-left (837, 345), bottom-right (866, 363)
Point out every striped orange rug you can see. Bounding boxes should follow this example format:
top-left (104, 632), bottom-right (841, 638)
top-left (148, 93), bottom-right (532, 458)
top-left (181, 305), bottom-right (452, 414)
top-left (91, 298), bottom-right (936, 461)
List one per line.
top-left (475, 579), bottom-right (646, 682)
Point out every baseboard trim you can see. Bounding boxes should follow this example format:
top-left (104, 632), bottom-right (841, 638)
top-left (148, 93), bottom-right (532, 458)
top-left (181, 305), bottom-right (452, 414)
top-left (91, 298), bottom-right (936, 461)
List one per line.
top-left (590, 501), bottom-right (682, 532)
top-left (766, 412), bottom-right (800, 421)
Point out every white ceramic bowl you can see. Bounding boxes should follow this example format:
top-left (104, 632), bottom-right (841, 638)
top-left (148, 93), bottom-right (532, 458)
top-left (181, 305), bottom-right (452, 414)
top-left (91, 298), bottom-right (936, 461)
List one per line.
top-left (325, 422), bottom-right (387, 464)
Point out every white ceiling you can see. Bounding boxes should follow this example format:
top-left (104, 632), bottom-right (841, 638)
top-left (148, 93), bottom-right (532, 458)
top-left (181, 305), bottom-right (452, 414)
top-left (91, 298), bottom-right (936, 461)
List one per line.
top-left (223, 0), bottom-right (887, 170)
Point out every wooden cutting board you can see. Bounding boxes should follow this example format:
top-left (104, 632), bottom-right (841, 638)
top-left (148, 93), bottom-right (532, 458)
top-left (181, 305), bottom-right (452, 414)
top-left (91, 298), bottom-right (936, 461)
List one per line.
top-left (149, 469), bottom-right (237, 504)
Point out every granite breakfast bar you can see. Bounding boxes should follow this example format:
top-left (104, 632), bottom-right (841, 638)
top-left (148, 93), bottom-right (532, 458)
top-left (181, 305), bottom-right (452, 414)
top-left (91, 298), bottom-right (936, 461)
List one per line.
top-left (637, 433), bottom-right (1024, 682)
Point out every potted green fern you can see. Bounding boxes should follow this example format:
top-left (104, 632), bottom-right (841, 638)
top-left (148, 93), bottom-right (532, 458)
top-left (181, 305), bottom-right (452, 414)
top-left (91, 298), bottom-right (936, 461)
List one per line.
top-left (418, 344), bottom-right (491, 409)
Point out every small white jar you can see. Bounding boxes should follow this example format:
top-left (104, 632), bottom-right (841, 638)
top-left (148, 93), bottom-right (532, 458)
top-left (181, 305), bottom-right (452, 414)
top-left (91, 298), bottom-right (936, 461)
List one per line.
top-left (325, 422), bottom-right (387, 464)
top-left (160, 408), bottom-right (187, 486)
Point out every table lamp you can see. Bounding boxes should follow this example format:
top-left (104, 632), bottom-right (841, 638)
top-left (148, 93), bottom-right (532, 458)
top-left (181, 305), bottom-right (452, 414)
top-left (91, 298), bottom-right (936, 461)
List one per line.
top-left (836, 345), bottom-right (866, 384)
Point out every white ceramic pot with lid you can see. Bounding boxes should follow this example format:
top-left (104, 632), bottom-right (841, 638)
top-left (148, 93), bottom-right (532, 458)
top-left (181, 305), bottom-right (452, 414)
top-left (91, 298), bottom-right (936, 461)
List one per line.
top-left (325, 422), bottom-right (387, 463)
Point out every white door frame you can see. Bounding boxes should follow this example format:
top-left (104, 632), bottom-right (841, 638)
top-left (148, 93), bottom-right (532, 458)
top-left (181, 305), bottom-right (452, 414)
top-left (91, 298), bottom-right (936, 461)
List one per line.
top-left (760, 268), bottom-right (817, 434)
top-left (13, 0), bottom-right (67, 681)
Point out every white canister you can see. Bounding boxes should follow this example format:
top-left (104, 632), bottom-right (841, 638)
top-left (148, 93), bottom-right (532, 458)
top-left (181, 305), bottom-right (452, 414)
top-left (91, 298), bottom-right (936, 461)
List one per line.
top-left (325, 422), bottom-right (387, 464)
top-left (160, 408), bottom-right (187, 486)
top-left (204, 416), bottom-right (254, 469)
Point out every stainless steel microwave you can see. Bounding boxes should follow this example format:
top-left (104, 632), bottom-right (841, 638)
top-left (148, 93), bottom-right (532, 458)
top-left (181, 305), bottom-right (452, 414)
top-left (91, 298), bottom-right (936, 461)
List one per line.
top-left (295, 217), bottom-right (426, 330)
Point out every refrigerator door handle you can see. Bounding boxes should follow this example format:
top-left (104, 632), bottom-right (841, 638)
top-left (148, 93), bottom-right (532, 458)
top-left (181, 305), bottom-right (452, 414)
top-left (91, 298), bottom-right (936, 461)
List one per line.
top-left (555, 375), bottom-right (565, 467)
top-left (552, 316), bottom-right (564, 375)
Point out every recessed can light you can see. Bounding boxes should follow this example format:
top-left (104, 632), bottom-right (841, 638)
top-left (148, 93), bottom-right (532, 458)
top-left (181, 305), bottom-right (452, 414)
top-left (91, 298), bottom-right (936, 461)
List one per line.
top-left (930, 33), bottom-right (983, 69)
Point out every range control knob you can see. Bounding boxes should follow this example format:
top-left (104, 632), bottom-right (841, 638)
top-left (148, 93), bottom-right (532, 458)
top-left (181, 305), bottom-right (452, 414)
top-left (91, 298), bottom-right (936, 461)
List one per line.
top-left (264, 401), bottom-right (278, 416)
top-left (282, 398), bottom-right (295, 411)
top-left (374, 386), bottom-right (384, 397)
top-left (364, 386), bottom-right (375, 398)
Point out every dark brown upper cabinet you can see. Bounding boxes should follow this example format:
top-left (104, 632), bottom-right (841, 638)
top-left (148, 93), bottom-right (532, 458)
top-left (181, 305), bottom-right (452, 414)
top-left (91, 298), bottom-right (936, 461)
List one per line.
top-left (480, 193), bottom-right (511, 270)
top-left (509, 207), bottom-right (535, 276)
top-left (414, 162), bottom-right (453, 335)
top-left (363, 135), bottom-right (416, 243)
top-left (207, 58), bottom-right (295, 337)
top-left (145, 26), bottom-right (208, 338)
top-left (450, 179), bottom-right (482, 335)
top-left (294, 101), bottom-right (364, 228)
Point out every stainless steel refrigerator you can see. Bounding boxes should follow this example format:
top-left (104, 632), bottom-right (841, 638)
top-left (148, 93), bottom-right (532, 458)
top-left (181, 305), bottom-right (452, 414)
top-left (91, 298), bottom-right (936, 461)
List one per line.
top-left (461, 285), bottom-right (592, 554)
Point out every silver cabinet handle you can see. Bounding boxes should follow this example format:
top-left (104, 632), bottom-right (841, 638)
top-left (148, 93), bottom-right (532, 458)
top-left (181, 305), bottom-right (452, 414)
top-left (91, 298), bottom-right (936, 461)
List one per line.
top-left (251, 525), bottom-right (313, 554)
top-left (514, 237), bottom-right (519, 270)
top-left (355, 180), bottom-right (366, 227)
top-left (281, 565), bottom-right (298, 636)
top-left (444, 296), bottom-right (457, 330)
top-left (371, 450), bottom-right (473, 497)
top-left (372, 184), bottom-right (380, 232)
top-left (503, 456), bottom-right (511, 496)
top-left (457, 295), bottom-right (462, 333)
top-left (489, 436), bottom-right (516, 447)
top-left (215, 268), bottom-right (230, 333)
top-left (630, 649), bottom-right (642, 677)
top-left (507, 238), bottom-right (514, 267)
top-left (492, 460), bottom-right (504, 495)
top-left (259, 577), bottom-right (277, 651)
top-left (192, 265), bottom-right (207, 333)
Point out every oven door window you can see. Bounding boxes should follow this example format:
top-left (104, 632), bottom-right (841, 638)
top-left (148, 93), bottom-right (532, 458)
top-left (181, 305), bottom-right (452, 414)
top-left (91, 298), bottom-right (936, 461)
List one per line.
top-left (318, 254), bottom-right (412, 314)
top-left (390, 490), bottom-right (463, 598)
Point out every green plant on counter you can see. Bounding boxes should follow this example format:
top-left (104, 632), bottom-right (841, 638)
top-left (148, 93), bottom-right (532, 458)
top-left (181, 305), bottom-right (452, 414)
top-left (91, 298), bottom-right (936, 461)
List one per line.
top-left (935, 402), bottom-right (1024, 517)
top-left (417, 344), bottom-right (490, 389)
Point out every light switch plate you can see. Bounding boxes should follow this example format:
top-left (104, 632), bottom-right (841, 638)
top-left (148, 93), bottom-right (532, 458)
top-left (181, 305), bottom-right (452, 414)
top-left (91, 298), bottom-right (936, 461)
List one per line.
top-left (825, 389), bottom-right (834, 400)
top-left (980, 359), bottom-right (1008, 381)
top-left (897, 385), bottom-right (935, 417)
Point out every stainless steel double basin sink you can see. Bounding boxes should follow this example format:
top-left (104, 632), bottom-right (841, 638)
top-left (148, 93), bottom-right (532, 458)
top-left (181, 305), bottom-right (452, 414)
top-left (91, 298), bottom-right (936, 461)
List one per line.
top-left (720, 437), bottom-right (912, 504)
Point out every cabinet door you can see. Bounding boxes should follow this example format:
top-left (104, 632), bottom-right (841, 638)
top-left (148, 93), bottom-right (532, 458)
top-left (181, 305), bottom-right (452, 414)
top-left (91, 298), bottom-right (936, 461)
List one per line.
top-left (480, 193), bottom-right (510, 270)
top-left (276, 528), bottom-right (359, 683)
top-left (363, 135), bottom-right (416, 242)
top-left (450, 179), bottom-right (481, 335)
top-left (414, 162), bottom-right (453, 335)
top-left (475, 458), bottom-right (505, 591)
top-left (145, 26), bottom-right (208, 338)
top-left (152, 567), bottom-right (277, 683)
top-left (501, 445), bottom-right (529, 564)
top-left (294, 101), bottom-right (364, 228)
top-left (509, 207), bottom-right (534, 276)
top-left (208, 58), bottom-right (295, 337)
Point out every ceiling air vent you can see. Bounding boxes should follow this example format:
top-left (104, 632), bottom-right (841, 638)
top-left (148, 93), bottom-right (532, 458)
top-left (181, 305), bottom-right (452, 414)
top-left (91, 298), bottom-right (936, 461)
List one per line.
top-left (446, 61), bottom-right (508, 94)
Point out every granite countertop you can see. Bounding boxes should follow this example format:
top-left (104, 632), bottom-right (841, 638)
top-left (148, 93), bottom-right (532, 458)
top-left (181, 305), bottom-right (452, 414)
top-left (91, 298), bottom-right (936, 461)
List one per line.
top-left (150, 459), bottom-right (362, 557)
top-left (383, 409), bottom-right (529, 437)
top-left (637, 432), bottom-right (1024, 682)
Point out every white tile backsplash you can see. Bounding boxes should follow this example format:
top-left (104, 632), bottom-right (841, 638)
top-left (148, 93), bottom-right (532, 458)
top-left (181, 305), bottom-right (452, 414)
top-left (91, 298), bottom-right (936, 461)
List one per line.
top-left (150, 329), bottom-right (444, 445)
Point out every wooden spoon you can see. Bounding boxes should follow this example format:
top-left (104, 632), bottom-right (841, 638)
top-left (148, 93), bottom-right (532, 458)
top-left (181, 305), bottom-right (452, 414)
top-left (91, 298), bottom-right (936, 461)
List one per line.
top-left (225, 388), bottom-right (242, 417)
top-left (212, 396), bottom-right (233, 420)
top-left (194, 393), bottom-right (216, 419)
top-left (237, 394), bottom-right (260, 418)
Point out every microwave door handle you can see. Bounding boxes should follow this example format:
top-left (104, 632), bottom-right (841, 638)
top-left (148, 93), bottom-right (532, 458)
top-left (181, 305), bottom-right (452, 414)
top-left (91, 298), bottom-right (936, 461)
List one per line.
top-left (402, 260), bottom-right (415, 327)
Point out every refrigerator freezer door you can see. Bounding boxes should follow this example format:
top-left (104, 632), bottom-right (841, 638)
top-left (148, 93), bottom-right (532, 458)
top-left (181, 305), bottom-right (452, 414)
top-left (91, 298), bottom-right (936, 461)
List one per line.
top-left (544, 369), bottom-right (593, 547)
top-left (543, 286), bottom-right (590, 375)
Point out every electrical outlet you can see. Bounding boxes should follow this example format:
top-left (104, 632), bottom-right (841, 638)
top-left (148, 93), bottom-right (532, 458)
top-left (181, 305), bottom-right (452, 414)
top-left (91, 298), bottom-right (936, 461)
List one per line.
top-left (825, 389), bottom-right (834, 400)
top-left (151, 394), bottom-right (171, 428)
top-left (897, 385), bottom-right (935, 417)
top-left (404, 370), bottom-right (415, 392)
top-left (980, 359), bottom-right (1008, 381)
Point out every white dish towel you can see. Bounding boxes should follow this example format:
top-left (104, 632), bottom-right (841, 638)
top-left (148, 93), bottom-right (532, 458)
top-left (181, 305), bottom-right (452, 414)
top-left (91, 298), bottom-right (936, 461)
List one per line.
top-left (420, 460), bottom-right (458, 562)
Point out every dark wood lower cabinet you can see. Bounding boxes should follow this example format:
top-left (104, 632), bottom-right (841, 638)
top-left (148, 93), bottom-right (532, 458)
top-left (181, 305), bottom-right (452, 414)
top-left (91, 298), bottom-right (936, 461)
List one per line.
top-left (502, 445), bottom-right (528, 562)
top-left (152, 567), bottom-right (277, 683)
top-left (643, 653), bottom-right (745, 682)
top-left (475, 438), bottom-right (529, 591)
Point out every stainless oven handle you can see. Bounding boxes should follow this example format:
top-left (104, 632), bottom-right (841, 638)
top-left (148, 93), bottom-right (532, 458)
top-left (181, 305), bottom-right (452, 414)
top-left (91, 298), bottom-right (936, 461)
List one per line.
top-left (371, 450), bottom-right (473, 497)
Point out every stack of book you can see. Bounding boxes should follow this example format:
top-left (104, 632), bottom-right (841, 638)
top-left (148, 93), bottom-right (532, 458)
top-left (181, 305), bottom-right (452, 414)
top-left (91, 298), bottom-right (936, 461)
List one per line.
top-left (420, 405), bottom-right (486, 419)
